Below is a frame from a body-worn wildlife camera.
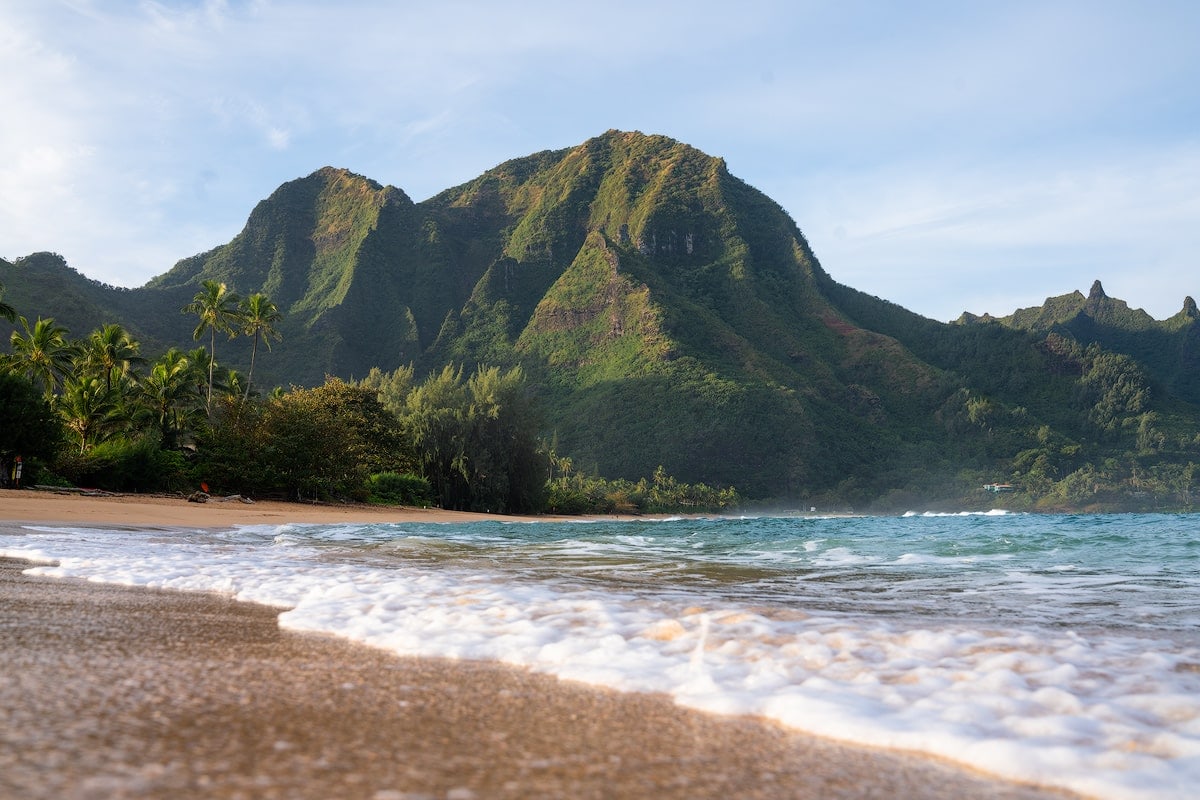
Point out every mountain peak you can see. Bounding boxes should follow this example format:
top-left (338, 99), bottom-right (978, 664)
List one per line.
top-left (10, 130), bottom-right (1200, 503)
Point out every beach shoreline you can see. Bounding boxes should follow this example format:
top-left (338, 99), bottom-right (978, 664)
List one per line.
top-left (1, 491), bottom-right (1076, 799)
top-left (0, 486), bottom-right (573, 527)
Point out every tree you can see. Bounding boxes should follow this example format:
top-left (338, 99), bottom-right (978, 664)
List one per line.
top-left (262, 378), bottom-right (405, 499)
top-left (238, 293), bottom-right (282, 400)
top-left (185, 347), bottom-right (217, 399)
top-left (194, 378), bottom-right (407, 500)
top-left (134, 349), bottom-right (204, 449)
top-left (357, 365), bottom-right (415, 418)
top-left (463, 365), bottom-right (547, 513)
top-left (182, 280), bottom-right (241, 415)
top-left (224, 368), bottom-right (250, 403)
top-left (83, 323), bottom-right (145, 393)
top-left (0, 281), bottom-right (16, 323)
top-left (396, 364), bottom-right (547, 513)
top-left (193, 393), bottom-right (269, 495)
top-left (0, 372), bottom-right (63, 486)
top-left (8, 316), bottom-right (77, 399)
top-left (401, 365), bottom-right (470, 509)
top-left (59, 376), bottom-right (120, 454)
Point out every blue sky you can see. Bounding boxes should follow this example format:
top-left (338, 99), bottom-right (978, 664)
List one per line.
top-left (2, 0), bottom-right (1198, 322)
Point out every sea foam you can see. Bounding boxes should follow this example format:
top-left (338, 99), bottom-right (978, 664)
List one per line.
top-left (3, 514), bottom-right (1199, 800)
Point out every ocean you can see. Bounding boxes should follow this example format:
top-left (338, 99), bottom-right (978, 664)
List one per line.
top-left (3, 511), bottom-right (1198, 799)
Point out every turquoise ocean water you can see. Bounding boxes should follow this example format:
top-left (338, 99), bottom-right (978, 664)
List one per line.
top-left (4, 511), bottom-right (1198, 798)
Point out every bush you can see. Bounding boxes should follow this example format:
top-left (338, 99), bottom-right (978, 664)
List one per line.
top-left (193, 382), bottom-right (407, 501)
top-left (55, 437), bottom-right (189, 493)
top-left (544, 484), bottom-right (600, 515)
top-left (0, 372), bottom-right (64, 487)
top-left (367, 471), bottom-right (433, 506)
top-left (266, 379), bottom-right (406, 501)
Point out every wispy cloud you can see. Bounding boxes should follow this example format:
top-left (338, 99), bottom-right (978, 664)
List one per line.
top-left (792, 143), bottom-right (1200, 320)
top-left (2, 0), bottom-right (1198, 319)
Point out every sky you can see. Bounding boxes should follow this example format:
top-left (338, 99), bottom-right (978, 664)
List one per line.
top-left (2, 0), bottom-right (1198, 323)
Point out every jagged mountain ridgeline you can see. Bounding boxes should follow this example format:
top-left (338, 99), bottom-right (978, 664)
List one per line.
top-left (3, 130), bottom-right (1199, 503)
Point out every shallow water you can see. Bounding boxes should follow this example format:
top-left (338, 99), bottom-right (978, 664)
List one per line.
top-left (4, 511), bottom-right (1198, 799)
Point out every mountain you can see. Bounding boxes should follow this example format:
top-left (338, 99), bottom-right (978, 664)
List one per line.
top-left (143, 167), bottom-right (427, 382)
top-left (957, 280), bottom-right (1200, 405)
top-left (4, 130), bottom-right (1199, 504)
top-left (0, 252), bottom-right (163, 348)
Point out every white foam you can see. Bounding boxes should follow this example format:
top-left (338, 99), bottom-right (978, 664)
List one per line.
top-left (810, 546), bottom-right (873, 566)
top-left (904, 509), bottom-right (1014, 517)
top-left (3, 524), bottom-right (1198, 800)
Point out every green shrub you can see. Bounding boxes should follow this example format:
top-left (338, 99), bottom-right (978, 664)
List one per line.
top-left (367, 471), bottom-right (433, 506)
top-left (55, 437), bottom-right (189, 493)
top-left (544, 484), bottom-right (599, 515)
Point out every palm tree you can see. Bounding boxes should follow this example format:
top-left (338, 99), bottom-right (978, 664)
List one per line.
top-left (238, 293), bottom-right (282, 400)
top-left (84, 323), bottom-right (145, 392)
top-left (8, 316), bottom-right (78, 399)
top-left (186, 346), bottom-right (218, 400)
top-left (224, 368), bottom-right (249, 402)
top-left (0, 281), bottom-right (16, 323)
top-left (182, 280), bottom-right (241, 416)
top-left (136, 349), bottom-right (203, 449)
top-left (59, 375), bottom-right (120, 454)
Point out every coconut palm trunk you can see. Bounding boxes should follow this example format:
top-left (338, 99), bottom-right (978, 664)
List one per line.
top-left (182, 281), bottom-right (241, 417)
top-left (238, 293), bottom-right (282, 401)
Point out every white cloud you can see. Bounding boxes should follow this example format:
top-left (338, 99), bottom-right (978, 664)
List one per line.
top-left (266, 127), bottom-right (291, 150)
top-left (1, 0), bottom-right (1197, 322)
top-left (787, 143), bottom-right (1200, 321)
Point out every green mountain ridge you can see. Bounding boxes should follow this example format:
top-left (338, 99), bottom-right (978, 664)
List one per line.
top-left (956, 279), bottom-right (1200, 406)
top-left (4, 130), bottom-right (1199, 505)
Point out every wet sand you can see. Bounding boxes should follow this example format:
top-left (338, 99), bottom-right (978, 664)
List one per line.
top-left (0, 492), bottom-right (1077, 799)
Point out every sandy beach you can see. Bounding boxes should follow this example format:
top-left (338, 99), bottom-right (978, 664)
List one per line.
top-left (1, 490), bottom-right (1076, 799)
top-left (0, 487), bottom-right (553, 527)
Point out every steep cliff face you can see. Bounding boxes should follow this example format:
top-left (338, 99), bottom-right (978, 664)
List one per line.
top-left (0, 133), bottom-right (1001, 495)
top-left (138, 168), bottom-right (422, 381)
top-left (978, 279), bottom-right (1200, 405)
top-left (7, 130), bottom-right (1197, 499)
top-left (386, 132), bottom-right (946, 494)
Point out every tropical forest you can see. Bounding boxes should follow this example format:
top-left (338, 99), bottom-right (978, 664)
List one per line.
top-left (3, 131), bottom-right (1199, 514)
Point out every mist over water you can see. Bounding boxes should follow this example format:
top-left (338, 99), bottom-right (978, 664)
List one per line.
top-left (5, 511), bottom-right (1199, 799)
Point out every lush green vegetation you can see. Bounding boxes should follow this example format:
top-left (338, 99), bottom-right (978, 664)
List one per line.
top-left (545, 460), bottom-right (740, 515)
top-left (4, 131), bottom-right (1200, 512)
top-left (197, 379), bottom-right (406, 502)
top-left (818, 279), bottom-right (1200, 512)
top-left (0, 370), bottom-right (63, 487)
top-left (0, 285), bottom-right (731, 514)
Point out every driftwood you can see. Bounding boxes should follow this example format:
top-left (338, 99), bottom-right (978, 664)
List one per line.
top-left (189, 492), bottom-right (255, 504)
top-left (33, 486), bottom-right (116, 498)
top-left (31, 484), bottom-right (254, 505)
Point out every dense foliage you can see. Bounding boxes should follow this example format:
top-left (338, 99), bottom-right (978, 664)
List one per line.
top-left (387, 364), bottom-right (547, 513)
top-left (0, 290), bottom-right (729, 513)
top-left (3, 131), bottom-right (1199, 511)
top-left (197, 379), bottom-right (407, 501)
top-left (0, 371), bottom-right (63, 487)
top-left (545, 460), bottom-right (740, 515)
